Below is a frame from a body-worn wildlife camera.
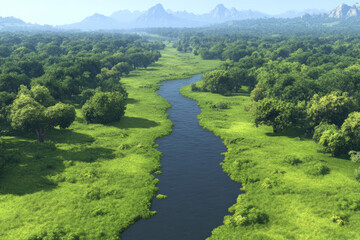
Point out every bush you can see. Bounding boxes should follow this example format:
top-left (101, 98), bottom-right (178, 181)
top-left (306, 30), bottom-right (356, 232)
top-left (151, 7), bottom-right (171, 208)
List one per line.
top-left (210, 102), bottom-right (230, 109)
top-left (82, 91), bottom-right (126, 124)
top-left (190, 83), bottom-right (199, 92)
top-left (226, 203), bottom-right (269, 226)
top-left (79, 89), bottom-right (96, 105)
top-left (283, 155), bottom-right (302, 165)
top-left (261, 178), bottom-right (277, 189)
top-left (318, 130), bottom-right (347, 156)
top-left (304, 162), bottom-right (330, 176)
top-left (331, 215), bottom-right (347, 226)
top-left (349, 151), bottom-right (360, 164)
top-left (313, 122), bottom-right (339, 143)
top-left (156, 194), bottom-right (168, 200)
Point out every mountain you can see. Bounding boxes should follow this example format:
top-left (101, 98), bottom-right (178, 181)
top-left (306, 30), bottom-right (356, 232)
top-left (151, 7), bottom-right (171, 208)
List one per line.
top-left (276, 9), bottom-right (327, 18)
top-left (0, 16), bottom-right (52, 31)
top-left (57, 3), bottom-right (343, 31)
top-left (62, 13), bottom-right (121, 30)
top-left (209, 4), bottom-right (231, 19)
top-left (110, 10), bottom-right (143, 23)
top-left (133, 4), bottom-right (200, 28)
top-left (170, 4), bottom-right (267, 24)
top-left (329, 3), bottom-right (360, 18)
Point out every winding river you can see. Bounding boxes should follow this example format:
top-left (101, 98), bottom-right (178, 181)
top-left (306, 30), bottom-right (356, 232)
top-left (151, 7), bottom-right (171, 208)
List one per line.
top-left (122, 74), bottom-right (240, 240)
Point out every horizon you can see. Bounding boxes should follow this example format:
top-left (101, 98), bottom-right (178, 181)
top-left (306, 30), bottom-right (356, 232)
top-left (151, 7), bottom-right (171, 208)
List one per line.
top-left (0, 0), bottom-right (357, 26)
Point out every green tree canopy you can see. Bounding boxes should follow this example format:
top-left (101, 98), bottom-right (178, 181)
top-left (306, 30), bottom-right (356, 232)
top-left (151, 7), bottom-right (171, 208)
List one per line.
top-left (82, 92), bottom-right (127, 124)
top-left (254, 98), bottom-right (297, 133)
top-left (10, 87), bottom-right (75, 142)
top-left (307, 92), bottom-right (356, 127)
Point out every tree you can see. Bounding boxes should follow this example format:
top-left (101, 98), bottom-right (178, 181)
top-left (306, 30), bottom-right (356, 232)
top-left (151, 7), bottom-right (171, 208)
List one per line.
top-left (254, 98), bottom-right (297, 133)
top-left (112, 62), bottom-right (131, 76)
top-left (313, 122), bottom-right (339, 143)
top-left (0, 72), bottom-right (30, 93)
top-left (10, 94), bottom-right (47, 142)
top-left (45, 103), bottom-right (76, 129)
top-left (10, 88), bottom-right (75, 142)
top-left (341, 112), bottom-right (360, 150)
top-left (200, 70), bottom-right (231, 94)
top-left (29, 85), bottom-right (56, 107)
top-left (318, 129), bottom-right (347, 156)
top-left (82, 92), bottom-right (126, 124)
top-left (307, 92), bottom-right (356, 127)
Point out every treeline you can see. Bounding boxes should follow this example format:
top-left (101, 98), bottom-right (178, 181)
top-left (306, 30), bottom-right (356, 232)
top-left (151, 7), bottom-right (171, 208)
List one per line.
top-left (0, 33), bottom-right (164, 145)
top-left (148, 17), bottom-right (360, 37)
top-left (182, 33), bottom-right (360, 166)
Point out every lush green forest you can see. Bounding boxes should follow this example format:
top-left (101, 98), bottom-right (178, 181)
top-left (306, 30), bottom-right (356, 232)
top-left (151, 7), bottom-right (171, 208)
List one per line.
top-left (177, 31), bottom-right (360, 239)
top-left (1, 21), bottom-right (360, 239)
top-left (0, 33), bottom-right (220, 239)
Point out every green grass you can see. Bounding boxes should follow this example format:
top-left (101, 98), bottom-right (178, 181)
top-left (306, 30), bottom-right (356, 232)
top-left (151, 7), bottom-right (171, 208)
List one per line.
top-left (0, 46), bottom-right (220, 239)
top-left (181, 85), bottom-right (360, 239)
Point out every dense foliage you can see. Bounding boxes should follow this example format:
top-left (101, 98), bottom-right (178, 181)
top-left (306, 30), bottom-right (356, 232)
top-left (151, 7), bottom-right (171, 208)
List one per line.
top-left (82, 91), bottom-right (126, 124)
top-left (179, 33), bottom-right (360, 157)
top-left (0, 32), bottom-right (164, 139)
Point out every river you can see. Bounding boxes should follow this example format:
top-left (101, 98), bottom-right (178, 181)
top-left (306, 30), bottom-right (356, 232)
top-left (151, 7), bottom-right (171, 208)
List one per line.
top-left (122, 74), bottom-right (240, 240)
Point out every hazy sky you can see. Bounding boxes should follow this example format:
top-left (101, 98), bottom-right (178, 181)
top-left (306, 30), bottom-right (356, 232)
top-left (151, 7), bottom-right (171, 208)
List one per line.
top-left (0, 0), bottom-right (357, 25)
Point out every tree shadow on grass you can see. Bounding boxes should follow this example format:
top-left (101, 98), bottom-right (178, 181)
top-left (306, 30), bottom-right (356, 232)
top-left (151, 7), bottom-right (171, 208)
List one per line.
top-left (125, 98), bottom-right (139, 105)
top-left (0, 133), bottom-right (115, 196)
top-left (48, 129), bottom-right (95, 144)
top-left (10, 129), bottom-right (95, 145)
top-left (150, 63), bottom-right (163, 68)
top-left (111, 116), bottom-right (159, 129)
top-left (265, 127), bottom-right (307, 140)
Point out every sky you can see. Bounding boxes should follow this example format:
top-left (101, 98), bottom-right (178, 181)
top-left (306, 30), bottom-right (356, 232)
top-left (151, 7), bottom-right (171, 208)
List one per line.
top-left (0, 0), bottom-right (357, 25)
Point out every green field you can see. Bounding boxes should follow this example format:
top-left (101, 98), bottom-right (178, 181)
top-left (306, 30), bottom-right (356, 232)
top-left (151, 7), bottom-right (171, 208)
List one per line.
top-left (0, 47), bottom-right (220, 239)
top-left (181, 86), bottom-right (360, 240)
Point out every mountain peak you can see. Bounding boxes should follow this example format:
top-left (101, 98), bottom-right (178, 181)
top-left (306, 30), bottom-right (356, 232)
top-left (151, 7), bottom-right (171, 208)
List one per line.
top-left (210, 4), bottom-right (230, 18)
top-left (149, 3), bottom-right (166, 12)
top-left (142, 3), bottom-right (169, 18)
top-left (215, 4), bottom-right (227, 10)
top-left (329, 3), bottom-right (360, 18)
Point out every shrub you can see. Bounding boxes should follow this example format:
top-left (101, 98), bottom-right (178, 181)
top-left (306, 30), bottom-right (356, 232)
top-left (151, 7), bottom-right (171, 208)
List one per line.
top-left (261, 178), bottom-right (277, 189)
top-left (225, 203), bottom-right (269, 226)
top-left (210, 102), bottom-right (230, 109)
top-left (283, 155), bottom-right (302, 165)
top-left (156, 194), bottom-right (168, 200)
top-left (349, 151), bottom-right (360, 164)
top-left (313, 122), bottom-right (339, 143)
top-left (318, 130), bottom-right (347, 156)
top-left (79, 89), bottom-right (96, 105)
top-left (331, 215), bottom-right (347, 226)
top-left (304, 162), bottom-right (330, 176)
top-left (190, 83), bottom-right (199, 92)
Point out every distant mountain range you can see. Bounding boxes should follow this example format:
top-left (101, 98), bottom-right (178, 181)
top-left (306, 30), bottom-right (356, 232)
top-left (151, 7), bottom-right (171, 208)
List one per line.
top-left (1, 3), bottom-right (360, 31)
top-left (61, 3), bottom-right (328, 31)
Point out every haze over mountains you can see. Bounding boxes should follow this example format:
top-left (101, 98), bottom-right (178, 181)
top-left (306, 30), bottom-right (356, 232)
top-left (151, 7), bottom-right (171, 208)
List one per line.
top-left (0, 3), bottom-right (359, 31)
top-left (62, 3), bottom-right (329, 30)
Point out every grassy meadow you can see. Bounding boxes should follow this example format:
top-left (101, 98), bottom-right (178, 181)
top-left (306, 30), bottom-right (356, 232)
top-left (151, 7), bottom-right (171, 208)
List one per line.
top-left (181, 86), bottom-right (360, 239)
top-left (0, 46), bottom-right (220, 239)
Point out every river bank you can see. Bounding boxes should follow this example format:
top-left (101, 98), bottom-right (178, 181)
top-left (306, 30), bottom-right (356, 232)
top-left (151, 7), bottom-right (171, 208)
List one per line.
top-left (0, 47), bottom-right (220, 239)
top-left (181, 83), bottom-right (360, 239)
top-left (122, 74), bottom-right (240, 240)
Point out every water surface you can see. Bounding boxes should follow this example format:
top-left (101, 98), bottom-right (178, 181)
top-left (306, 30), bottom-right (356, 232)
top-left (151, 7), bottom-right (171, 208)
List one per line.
top-left (122, 74), bottom-right (240, 240)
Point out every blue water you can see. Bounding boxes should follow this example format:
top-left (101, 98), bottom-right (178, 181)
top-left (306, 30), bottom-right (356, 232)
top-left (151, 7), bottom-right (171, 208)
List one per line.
top-left (122, 74), bottom-right (240, 240)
